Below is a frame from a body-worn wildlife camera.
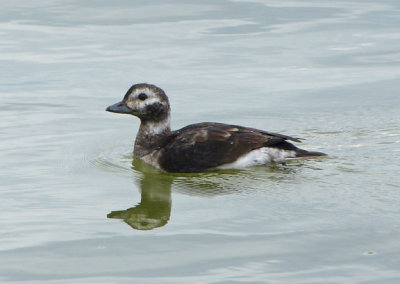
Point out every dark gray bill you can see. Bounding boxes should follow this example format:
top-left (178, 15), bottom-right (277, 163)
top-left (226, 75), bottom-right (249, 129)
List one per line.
top-left (106, 101), bottom-right (134, 114)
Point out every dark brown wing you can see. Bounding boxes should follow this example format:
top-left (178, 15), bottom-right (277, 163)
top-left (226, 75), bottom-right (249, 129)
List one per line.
top-left (178, 122), bottom-right (303, 142)
top-left (159, 122), bottom-right (302, 172)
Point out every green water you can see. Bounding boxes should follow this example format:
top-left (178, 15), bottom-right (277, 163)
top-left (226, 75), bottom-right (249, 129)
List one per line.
top-left (1, 0), bottom-right (400, 283)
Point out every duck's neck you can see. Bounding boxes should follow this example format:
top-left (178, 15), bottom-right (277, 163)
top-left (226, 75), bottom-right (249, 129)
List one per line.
top-left (134, 116), bottom-right (172, 158)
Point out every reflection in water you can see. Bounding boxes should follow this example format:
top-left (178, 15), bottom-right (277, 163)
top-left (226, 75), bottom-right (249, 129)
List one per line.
top-left (172, 164), bottom-right (301, 197)
top-left (107, 160), bottom-right (173, 230)
top-left (107, 157), bottom-right (304, 230)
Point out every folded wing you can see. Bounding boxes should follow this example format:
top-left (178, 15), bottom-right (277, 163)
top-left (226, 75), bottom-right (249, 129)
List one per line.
top-left (159, 122), bottom-right (302, 172)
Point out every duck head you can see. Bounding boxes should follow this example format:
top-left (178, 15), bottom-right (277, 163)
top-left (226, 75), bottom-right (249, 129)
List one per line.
top-left (106, 83), bottom-right (170, 122)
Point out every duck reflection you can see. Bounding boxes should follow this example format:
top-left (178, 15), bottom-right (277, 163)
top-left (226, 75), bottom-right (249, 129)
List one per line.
top-left (107, 159), bottom-right (173, 230)
top-left (108, 157), bottom-right (301, 230)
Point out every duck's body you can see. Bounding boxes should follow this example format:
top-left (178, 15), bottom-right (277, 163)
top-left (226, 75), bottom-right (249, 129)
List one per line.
top-left (106, 83), bottom-right (325, 173)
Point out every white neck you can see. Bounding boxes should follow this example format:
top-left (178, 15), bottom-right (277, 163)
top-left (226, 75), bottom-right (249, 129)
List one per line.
top-left (134, 115), bottom-right (172, 158)
top-left (139, 116), bottom-right (171, 136)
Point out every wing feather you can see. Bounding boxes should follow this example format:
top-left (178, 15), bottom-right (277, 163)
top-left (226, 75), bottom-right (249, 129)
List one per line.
top-left (159, 122), bottom-right (301, 172)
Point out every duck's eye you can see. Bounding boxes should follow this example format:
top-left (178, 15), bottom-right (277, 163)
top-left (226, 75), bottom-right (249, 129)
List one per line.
top-left (138, 93), bottom-right (148, 101)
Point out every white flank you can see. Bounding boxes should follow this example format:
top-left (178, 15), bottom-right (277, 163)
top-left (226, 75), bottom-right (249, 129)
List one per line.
top-left (217, 147), bottom-right (296, 169)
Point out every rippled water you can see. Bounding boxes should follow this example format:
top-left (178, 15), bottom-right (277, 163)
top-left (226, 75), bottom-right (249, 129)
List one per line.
top-left (1, 0), bottom-right (400, 283)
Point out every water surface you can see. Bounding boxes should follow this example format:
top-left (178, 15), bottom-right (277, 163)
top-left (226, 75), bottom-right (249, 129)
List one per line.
top-left (1, 0), bottom-right (400, 283)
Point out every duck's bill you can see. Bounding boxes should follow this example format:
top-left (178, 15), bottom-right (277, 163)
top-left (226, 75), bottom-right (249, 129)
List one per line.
top-left (106, 101), bottom-right (135, 114)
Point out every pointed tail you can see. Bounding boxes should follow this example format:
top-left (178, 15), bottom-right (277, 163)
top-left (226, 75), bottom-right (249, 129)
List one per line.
top-left (295, 148), bottom-right (327, 158)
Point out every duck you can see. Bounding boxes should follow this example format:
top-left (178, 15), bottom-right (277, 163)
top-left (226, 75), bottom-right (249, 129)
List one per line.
top-left (106, 83), bottom-right (326, 173)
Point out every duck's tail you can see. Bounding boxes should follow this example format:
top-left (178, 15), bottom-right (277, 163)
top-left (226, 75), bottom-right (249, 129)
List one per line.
top-left (295, 148), bottom-right (327, 158)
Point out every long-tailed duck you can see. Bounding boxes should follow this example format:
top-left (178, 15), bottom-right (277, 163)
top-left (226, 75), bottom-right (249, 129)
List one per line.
top-left (106, 83), bottom-right (326, 172)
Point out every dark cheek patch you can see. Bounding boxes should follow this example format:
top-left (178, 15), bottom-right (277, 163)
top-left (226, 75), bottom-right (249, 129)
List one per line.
top-left (146, 102), bottom-right (161, 114)
top-left (144, 102), bottom-right (167, 120)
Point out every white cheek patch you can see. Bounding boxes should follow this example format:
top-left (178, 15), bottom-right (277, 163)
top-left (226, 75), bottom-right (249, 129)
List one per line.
top-left (134, 87), bottom-right (153, 97)
top-left (126, 87), bottom-right (159, 109)
top-left (126, 97), bottom-right (162, 110)
top-left (128, 86), bottom-right (169, 111)
top-left (138, 97), bottom-right (161, 108)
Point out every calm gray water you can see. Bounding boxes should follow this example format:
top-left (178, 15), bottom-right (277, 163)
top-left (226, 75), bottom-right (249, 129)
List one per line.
top-left (1, 0), bottom-right (400, 283)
